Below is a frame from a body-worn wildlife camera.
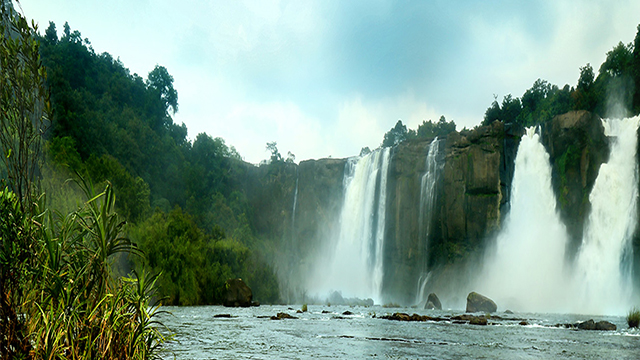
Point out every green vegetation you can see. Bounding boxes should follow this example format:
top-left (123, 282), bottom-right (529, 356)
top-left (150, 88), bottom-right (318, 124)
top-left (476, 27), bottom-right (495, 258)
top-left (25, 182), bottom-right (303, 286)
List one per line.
top-left (628, 307), bottom-right (640, 328)
top-left (381, 116), bottom-right (456, 148)
top-left (482, 24), bottom-right (640, 127)
top-left (0, 5), bottom-right (167, 358)
top-left (32, 15), bottom-right (280, 306)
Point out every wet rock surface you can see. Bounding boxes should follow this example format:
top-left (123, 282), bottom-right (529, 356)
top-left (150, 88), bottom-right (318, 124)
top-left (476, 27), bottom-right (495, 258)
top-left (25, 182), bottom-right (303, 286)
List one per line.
top-left (466, 292), bottom-right (497, 313)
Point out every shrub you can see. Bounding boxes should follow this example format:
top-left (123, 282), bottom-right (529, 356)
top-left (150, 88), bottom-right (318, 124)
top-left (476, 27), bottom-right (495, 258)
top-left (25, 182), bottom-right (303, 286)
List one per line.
top-left (628, 307), bottom-right (640, 328)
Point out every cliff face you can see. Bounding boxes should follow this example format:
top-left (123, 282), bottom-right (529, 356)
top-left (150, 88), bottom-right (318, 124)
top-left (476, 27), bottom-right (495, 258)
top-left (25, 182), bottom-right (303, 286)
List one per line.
top-left (239, 158), bottom-right (346, 301)
top-left (380, 121), bottom-right (523, 304)
top-left (382, 139), bottom-right (435, 303)
top-left (541, 110), bottom-right (609, 256)
top-left (240, 111), bottom-right (617, 305)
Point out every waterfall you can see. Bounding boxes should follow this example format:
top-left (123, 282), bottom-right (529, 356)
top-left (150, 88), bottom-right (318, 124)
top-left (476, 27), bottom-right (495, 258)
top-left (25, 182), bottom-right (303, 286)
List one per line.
top-left (291, 168), bottom-right (299, 242)
top-left (574, 116), bottom-right (640, 315)
top-left (479, 127), bottom-right (572, 313)
top-left (311, 148), bottom-right (391, 303)
top-left (415, 138), bottom-right (444, 305)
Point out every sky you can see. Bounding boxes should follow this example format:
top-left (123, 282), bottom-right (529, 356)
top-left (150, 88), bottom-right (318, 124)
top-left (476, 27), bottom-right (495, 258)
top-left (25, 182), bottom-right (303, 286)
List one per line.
top-left (17, 0), bottom-right (640, 164)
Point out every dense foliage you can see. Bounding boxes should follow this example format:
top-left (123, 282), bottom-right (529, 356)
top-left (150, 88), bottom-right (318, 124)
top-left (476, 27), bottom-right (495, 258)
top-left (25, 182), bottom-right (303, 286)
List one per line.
top-left (0, 5), bottom-right (167, 358)
top-left (381, 116), bottom-right (457, 148)
top-left (34, 19), bottom-right (280, 305)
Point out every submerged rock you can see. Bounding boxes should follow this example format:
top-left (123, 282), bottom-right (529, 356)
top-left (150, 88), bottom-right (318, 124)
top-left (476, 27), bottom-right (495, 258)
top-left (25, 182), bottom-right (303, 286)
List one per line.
top-left (223, 278), bottom-right (253, 307)
top-left (425, 293), bottom-right (442, 310)
top-left (558, 319), bottom-right (616, 331)
top-left (465, 292), bottom-right (497, 313)
top-left (595, 321), bottom-right (616, 331)
top-left (380, 312), bottom-right (446, 322)
top-left (469, 316), bottom-right (487, 326)
top-left (578, 319), bottom-right (596, 330)
top-left (271, 312), bottom-right (297, 320)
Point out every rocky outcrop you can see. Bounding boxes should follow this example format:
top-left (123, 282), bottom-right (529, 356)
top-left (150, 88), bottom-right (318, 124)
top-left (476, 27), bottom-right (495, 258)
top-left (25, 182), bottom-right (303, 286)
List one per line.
top-left (466, 292), bottom-right (497, 313)
top-left (425, 293), bottom-right (442, 310)
top-left (541, 110), bottom-right (609, 255)
top-left (383, 139), bottom-right (437, 302)
top-left (434, 121), bottom-right (512, 264)
top-left (223, 278), bottom-right (254, 307)
top-left (557, 319), bottom-right (617, 331)
top-left (270, 312), bottom-right (298, 320)
top-left (382, 121), bottom-right (521, 304)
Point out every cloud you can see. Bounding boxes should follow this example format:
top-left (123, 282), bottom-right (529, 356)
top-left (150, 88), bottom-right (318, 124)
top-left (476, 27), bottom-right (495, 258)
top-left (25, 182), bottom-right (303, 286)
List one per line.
top-left (19, 0), bottom-right (640, 162)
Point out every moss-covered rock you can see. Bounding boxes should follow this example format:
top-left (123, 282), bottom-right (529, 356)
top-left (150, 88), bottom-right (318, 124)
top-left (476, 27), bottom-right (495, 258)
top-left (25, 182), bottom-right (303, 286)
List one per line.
top-left (541, 110), bottom-right (609, 256)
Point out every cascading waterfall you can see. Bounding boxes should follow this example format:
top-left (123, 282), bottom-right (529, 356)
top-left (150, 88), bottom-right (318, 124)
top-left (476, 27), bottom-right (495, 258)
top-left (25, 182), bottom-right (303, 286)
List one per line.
top-left (478, 117), bottom-right (639, 315)
top-left (573, 116), bottom-right (640, 315)
top-left (478, 127), bottom-right (572, 313)
top-left (291, 169), bottom-right (299, 242)
top-left (415, 138), bottom-right (443, 305)
top-left (311, 148), bottom-right (391, 303)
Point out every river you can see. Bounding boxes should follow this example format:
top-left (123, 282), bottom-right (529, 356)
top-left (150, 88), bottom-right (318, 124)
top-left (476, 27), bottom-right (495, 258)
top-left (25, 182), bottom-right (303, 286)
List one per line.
top-left (158, 305), bottom-right (640, 359)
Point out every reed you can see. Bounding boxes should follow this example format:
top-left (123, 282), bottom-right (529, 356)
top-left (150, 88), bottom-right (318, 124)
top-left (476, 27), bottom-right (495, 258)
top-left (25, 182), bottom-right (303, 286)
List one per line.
top-left (628, 307), bottom-right (640, 329)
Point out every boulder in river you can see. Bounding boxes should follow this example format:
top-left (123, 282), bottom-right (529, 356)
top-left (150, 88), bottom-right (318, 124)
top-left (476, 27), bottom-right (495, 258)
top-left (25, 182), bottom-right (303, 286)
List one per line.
top-left (465, 292), bottom-right (497, 313)
top-left (425, 293), bottom-right (442, 310)
top-left (595, 321), bottom-right (616, 331)
top-left (223, 278), bottom-right (253, 307)
top-left (271, 312), bottom-right (297, 320)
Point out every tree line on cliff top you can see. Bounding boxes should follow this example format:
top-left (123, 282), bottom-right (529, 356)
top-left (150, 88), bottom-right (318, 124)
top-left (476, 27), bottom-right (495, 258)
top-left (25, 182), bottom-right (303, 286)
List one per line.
top-left (382, 23), bottom-right (640, 146)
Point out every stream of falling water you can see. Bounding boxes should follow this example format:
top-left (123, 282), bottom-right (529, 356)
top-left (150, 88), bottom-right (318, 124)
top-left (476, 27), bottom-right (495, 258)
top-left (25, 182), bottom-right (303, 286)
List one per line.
top-left (479, 118), bottom-right (640, 315)
top-left (478, 127), bottom-right (572, 313)
top-left (415, 138), bottom-right (443, 305)
top-left (573, 116), bottom-right (640, 315)
top-left (309, 148), bottom-right (390, 303)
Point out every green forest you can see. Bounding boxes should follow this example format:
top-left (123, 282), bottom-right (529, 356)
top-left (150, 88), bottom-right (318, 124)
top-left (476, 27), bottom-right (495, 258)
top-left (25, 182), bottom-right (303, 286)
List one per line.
top-left (36, 19), bottom-right (282, 307)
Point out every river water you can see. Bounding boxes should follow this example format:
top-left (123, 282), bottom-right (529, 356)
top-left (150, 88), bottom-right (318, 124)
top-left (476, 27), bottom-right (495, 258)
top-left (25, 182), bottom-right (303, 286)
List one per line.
top-left (159, 305), bottom-right (640, 359)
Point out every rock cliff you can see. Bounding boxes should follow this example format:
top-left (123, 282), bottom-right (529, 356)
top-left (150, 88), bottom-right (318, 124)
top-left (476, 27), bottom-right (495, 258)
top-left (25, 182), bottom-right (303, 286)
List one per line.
top-left (541, 110), bottom-right (609, 256)
top-left (239, 111), bottom-right (618, 305)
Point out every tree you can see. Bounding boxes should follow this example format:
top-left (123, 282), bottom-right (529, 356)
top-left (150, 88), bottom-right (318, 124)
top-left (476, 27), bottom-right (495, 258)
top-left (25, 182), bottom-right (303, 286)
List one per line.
top-left (44, 21), bottom-right (57, 45)
top-left (599, 41), bottom-right (632, 77)
top-left (266, 141), bottom-right (282, 163)
top-left (501, 94), bottom-right (522, 124)
top-left (285, 151), bottom-right (295, 164)
top-left (0, 3), bottom-right (51, 208)
top-left (575, 63), bottom-right (596, 111)
top-left (147, 64), bottom-right (178, 115)
top-left (633, 24), bottom-right (640, 114)
top-left (483, 97), bottom-right (501, 125)
top-left (577, 63), bottom-right (594, 91)
top-left (382, 120), bottom-right (408, 147)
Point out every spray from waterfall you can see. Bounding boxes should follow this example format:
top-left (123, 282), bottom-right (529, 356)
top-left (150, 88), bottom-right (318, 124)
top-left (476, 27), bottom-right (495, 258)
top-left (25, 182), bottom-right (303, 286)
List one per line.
top-left (291, 168), bottom-right (299, 242)
top-left (309, 148), bottom-right (391, 304)
top-left (415, 138), bottom-right (444, 305)
top-left (478, 127), bottom-right (572, 313)
top-left (478, 117), bottom-right (639, 315)
top-left (573, 116), bottom-right (640, 315)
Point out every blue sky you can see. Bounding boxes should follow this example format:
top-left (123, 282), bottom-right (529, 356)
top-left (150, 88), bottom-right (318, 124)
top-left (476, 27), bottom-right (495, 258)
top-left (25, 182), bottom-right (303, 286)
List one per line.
top-left (19, 0), bottom-right (640, 163)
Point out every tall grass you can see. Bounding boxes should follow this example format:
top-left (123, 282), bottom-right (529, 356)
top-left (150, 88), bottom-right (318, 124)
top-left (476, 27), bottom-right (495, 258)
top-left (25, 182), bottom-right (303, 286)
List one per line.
top-left (1, 181), bottom-right (170, 359)
top-left (628, 307), bottom-right (640, 329)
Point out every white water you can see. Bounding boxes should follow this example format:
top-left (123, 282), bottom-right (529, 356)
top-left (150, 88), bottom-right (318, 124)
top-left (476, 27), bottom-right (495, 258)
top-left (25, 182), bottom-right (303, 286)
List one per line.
top-left (479, 118), bottom-right (640, 315)
top-left (415, 139), bottom-right (443, 305)
top-left (291, 170), bottom-right (299, 240)
top-left (573, 116), bottom-right (640, 315)
top-left (310, 148), bottom-right (391, 303)
top-left (479, 127), bottom-right (572, 313)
